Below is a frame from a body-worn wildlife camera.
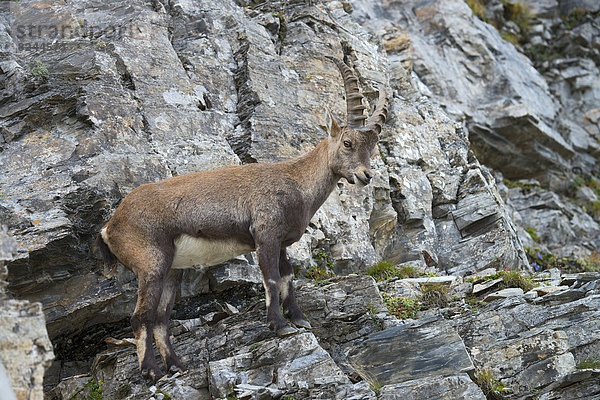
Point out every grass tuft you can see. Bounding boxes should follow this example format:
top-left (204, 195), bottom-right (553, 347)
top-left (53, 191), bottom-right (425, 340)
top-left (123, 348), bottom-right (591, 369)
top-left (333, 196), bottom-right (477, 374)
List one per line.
top-left (465, 0), bottom-right (487, 20)
top-left (381, 293), bottom-right (420, 320)
top-left (474, 368), bottom-right (510, 399)
top-left (501, 0), bottom-right (533, 33)
top-left (305, 266), bottom-right (334, 282)
top-left (525, 247), bottom-right (600, 273)
top-left (525, 227), bottom-right (539, 243)
top-left (86, 380), bottom-right (104, 400)
top-left (366, 261), bottom-right (422, 282)
top-left (419, 283), bottom-right (450, 308)
top-left (576, 357), bottom-right (600, 369)
top-left (498, 270), bottom-right (534, 292)
top-left (501, 31), bottom-right (520, 45)
top-left (562, 7), bottom-right (588, 29)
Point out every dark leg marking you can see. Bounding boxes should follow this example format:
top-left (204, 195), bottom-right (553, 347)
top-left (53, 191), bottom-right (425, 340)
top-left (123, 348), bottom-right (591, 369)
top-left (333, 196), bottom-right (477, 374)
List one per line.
top-left (279, 249), bottom-right (311, 329)
top-left (256, 239), bottom-right (297, 336)
top-left (130, 254), bottom-right (170, 382)
top-left (153, 268), bottom-right (185, 374)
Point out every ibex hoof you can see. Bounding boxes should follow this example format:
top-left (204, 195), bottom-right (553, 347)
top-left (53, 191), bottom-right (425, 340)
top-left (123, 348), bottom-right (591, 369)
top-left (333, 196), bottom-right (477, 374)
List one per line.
top-left (276, 325), bottom-right (298, 337)
top-left (292, 319), bottom-right (312, 329)
top-left (168, 364), bottom-right (185, 375)
top-left (141, 367), bottom-right (163, 382)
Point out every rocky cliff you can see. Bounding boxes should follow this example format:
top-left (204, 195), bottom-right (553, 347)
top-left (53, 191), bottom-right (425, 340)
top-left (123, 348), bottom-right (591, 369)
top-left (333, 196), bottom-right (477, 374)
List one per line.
top-left (0, 0), bottom-right (599, 399)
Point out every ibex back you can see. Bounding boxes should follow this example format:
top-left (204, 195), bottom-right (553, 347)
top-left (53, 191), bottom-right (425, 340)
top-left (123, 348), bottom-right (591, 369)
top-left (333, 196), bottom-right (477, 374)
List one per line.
top-left (96, 57), bottom-right (388, 381)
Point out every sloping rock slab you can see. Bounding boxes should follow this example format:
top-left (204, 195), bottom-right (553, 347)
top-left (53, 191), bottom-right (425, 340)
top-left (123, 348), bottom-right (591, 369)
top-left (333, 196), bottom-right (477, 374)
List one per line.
top-left (208, 332), bottom-right (371, 399)
top-left (347, 316), bottom-right (474, 386)
top-left (537, 369), bottom-right (600, 400)
top-left (297, 275), bottom-right (388, 369)
top-left (483, 287), bottom-right (524, 302)
top-left (472, 278), bottom-right (503, 295)
top-left (378, 374), bottom-right (485, 400)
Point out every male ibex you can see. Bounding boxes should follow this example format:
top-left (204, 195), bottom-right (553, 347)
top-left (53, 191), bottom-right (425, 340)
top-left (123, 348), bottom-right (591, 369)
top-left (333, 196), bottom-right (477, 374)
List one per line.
top-left (96, 56), bottom-right (388, 381)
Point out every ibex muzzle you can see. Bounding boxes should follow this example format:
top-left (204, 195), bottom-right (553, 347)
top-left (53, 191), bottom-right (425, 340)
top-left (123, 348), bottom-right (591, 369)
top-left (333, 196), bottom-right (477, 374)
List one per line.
top-left (96, 57), bottom-right (388, 381)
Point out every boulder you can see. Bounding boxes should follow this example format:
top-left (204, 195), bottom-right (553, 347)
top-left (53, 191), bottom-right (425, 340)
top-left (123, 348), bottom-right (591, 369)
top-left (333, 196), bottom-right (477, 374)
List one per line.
top-left (347, 316), bottom-right (475, 386)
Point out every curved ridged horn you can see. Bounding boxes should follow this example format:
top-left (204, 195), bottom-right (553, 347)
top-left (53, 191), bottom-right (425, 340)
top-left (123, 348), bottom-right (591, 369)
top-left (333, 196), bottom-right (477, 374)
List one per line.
top-left (366, 85), bottom-right (388, 135)
top-left (326, 56), bottom-right (367, 128)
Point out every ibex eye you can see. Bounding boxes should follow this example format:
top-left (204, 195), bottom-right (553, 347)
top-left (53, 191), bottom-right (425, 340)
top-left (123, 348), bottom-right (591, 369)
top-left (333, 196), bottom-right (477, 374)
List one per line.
top-left (343, 140), bottom-right (352, 148)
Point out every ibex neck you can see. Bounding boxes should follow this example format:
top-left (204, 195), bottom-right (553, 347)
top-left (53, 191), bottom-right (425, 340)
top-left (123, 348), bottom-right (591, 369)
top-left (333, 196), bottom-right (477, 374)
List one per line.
top-left (286, 138), bottom-right (338, 216)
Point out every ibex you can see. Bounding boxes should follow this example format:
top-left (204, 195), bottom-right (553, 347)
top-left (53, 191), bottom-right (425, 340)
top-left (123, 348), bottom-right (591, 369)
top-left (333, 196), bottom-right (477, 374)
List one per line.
top-left (96, 56), bottom-right (388, 381)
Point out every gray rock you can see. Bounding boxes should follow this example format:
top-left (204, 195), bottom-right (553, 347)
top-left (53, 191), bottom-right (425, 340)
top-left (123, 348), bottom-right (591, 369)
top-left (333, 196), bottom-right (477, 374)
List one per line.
top-left (537, 369), bottom-right (600, 399)
top-left (400, 276), bottom-right (456, 285)
top-left (454, 295), bottom-right (600, 397)
top-left (505, 186), bottom-right (600, 259)
top-left (378, 374), bottom-right (486, 400)
top-left (449, 278), bottom-right (473, 299)
top-left (576, 185), bottom-right (599, 202)
top-left (0, 299), bottom-right (54, 400)
top-left (297, 275), bottom-right (388, 370)
top-left (483, 287), bottom-right (524, 302)
top-left (206, 260), bottom-right (262, 292)
top-left (0, 363), bottom-right (17, 400)
top-left (353, 0), bottom-right (573, 180)
top-left (533, 285), bottom-right (570, 296)
top-left (524, 290), bottom-right (539, 300)
top-left (562, 272), bottom-right (600, 287)
top-left (520, 0), bottom-right (559, 18)
top-left (0, 226), bottom-right (16, 262)
top-left (60, 275), bottom-right (388, 400)
top-left (465, 268), bottom-right (498, 280)
top-left (208, 332), bottom-right (350, 398)
top-left (379, 279), bottom-right (421, 299)
top-left (0, 226), bottom-right (53, 400)
top-left (533, 287), bottom-right (587, 304)
top-left (558, 0), bottom-right (600, 13)
top-left (473, 278), bottom-right (503, 296)
top-left (347, 316), bottom-right (474, 386)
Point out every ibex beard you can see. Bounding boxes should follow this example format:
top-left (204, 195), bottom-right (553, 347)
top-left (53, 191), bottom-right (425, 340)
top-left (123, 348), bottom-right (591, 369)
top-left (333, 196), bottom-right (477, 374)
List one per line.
top-left (96, 56), bottom-right (388, 381)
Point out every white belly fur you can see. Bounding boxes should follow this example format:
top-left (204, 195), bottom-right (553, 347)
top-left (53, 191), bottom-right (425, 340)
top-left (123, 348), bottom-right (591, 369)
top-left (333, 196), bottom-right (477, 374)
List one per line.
top-left (171, 234), bottom-right (254, 269)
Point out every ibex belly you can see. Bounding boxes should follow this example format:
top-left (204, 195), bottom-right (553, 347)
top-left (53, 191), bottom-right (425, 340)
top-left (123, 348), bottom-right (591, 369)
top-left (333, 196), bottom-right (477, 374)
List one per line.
top-left (171, 234), bottom-right (254, 269)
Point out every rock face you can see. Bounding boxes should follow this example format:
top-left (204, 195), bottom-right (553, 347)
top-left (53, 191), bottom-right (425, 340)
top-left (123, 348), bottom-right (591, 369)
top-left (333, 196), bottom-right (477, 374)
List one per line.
top-left (453, 278), bottom-right (600, 399)
top-left (1, 0), bottom-right (600, 398)
top-left (0, 227), bottom-right (54, 400)
top-left (500, 179), bottom-right (600, 260)
top-left (44, 268), bottom-right (600, 399)
top-left (1, 0), bottom-right (528, 381)
top-left (47, 275), bottom-right (484, 400)
top-left (353, 0), bottom-right (600, 184)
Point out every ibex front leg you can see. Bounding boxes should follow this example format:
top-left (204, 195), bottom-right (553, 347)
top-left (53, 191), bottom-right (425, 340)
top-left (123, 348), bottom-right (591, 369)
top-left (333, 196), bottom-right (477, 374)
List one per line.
top-left (279, 248), bottom-right (311, 329)
top-left (256, 239), bottom-right (297, 336)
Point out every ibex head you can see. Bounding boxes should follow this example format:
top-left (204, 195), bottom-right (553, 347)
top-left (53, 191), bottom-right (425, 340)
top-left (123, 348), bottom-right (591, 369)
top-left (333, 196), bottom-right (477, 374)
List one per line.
top-left (325, 56), bottom-right (388, 186)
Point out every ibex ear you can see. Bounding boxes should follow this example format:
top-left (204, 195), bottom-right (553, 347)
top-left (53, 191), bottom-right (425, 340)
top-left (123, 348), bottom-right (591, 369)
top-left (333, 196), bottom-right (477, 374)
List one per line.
top-left (321, 109), bottom-right (342, 138)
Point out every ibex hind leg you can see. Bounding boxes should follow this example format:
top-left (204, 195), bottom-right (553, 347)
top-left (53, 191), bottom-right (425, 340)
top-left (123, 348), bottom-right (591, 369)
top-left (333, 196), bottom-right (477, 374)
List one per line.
top-left (279, 249), bottom-right (311, 329)
top-left (130, 253), bottom-right (171, 382)
top-left (153, 268), bottom-right (185, 374)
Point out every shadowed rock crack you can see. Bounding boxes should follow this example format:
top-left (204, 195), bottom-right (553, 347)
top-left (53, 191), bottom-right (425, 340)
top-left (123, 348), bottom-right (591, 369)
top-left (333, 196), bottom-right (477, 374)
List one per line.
top-left (229, 37), bottom-right (260, 164)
